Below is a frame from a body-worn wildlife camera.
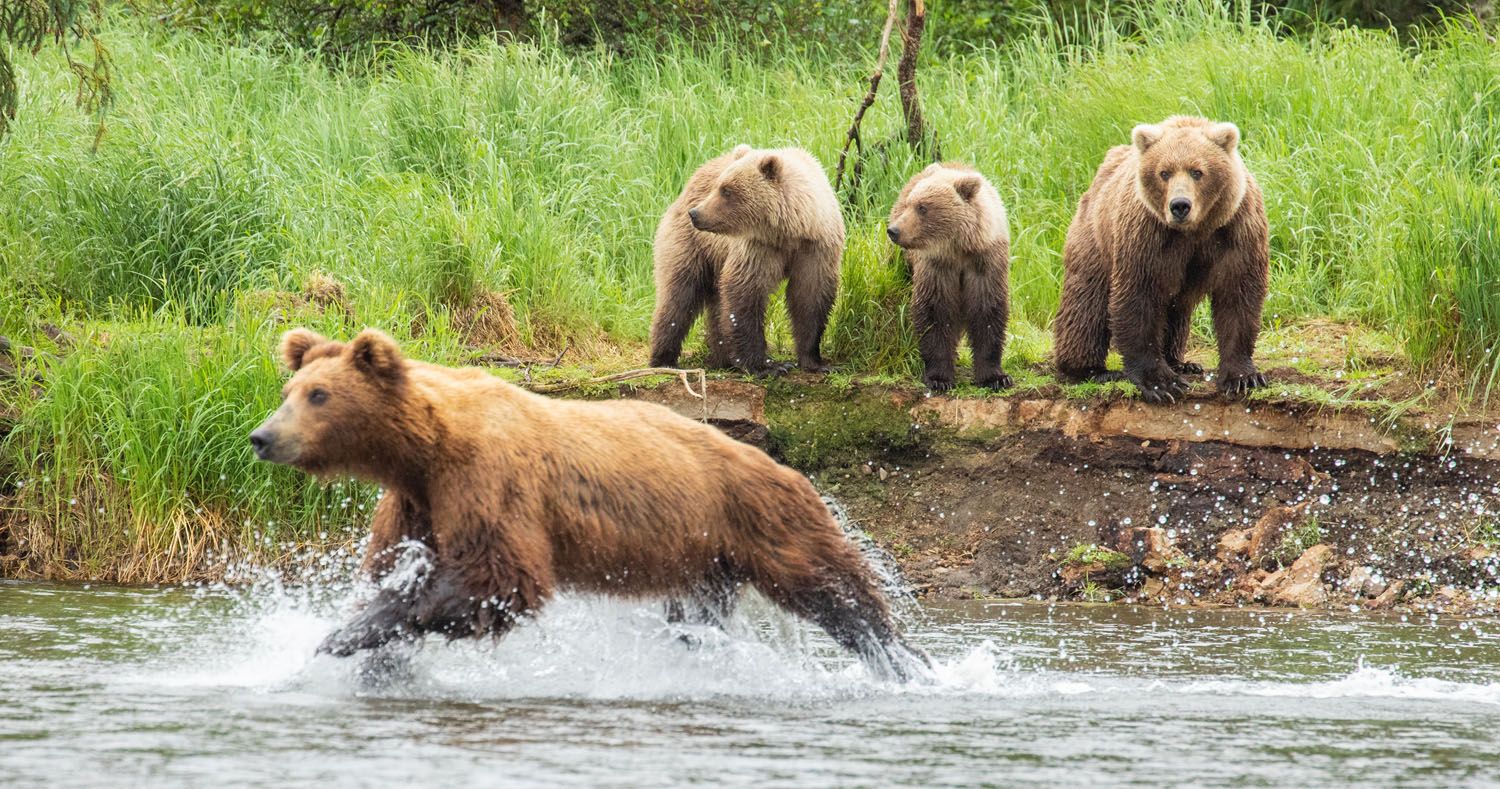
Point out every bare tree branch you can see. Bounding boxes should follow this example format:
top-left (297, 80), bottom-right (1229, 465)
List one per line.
top-left (834, 0), bottom-right (899, 193)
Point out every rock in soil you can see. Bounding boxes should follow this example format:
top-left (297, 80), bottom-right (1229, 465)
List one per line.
top-left (1259, 543), bottom-right (1334, 608)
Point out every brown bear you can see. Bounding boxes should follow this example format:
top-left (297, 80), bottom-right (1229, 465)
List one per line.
top-left (887, 162), bottom-right (1013, 392)
top-left (649, 145), bottom-right (845, 376)
top-left (250, 328), bottom-right (928, 681)
top-left (1052, 115), bottom-right (1270, 403)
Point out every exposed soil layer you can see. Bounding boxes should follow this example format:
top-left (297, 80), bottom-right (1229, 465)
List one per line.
top-left (820, 430), bottom-right (1500, 614)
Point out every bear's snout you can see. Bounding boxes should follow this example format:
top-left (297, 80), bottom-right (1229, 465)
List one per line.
top-left (687, 207), bottom-right (706, 231)
top-left (886, 225), bottom-right (902, 243)
top-left (1169, 197), bottom-right (1192, 222)
top-left (249, 428), bottom-right (275, 461)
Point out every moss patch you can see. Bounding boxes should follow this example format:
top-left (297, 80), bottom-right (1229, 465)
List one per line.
top-left (764, 381), bottom-right (932, 471)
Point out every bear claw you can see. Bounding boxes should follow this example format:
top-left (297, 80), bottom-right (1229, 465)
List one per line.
top-left (1170, 361), bottom-right (1205, 375)
top-left (1219, 371), bottom-right (1268, 395)
top-left (924, 375), bottom-right (955, 394)
top-left (979, 373), bottom-right (1014, 391)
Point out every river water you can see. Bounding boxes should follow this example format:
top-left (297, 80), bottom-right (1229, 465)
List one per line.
top-left (3, 578), bottom-right (1499, 787)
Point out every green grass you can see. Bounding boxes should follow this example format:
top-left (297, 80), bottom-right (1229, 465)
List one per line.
top-left (0, 2), bottom-right (1498, 578)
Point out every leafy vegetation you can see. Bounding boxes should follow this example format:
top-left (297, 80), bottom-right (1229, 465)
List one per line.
top-left (1, 1), bottom-right (1498, 578)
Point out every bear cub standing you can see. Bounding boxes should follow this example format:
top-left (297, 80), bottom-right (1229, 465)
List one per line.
top-left (250, 328), bottom-right (928, 682)
top-left (1052, 115), bottom-right (1270, 403)
top-left (650, 145), bottom-right (845, 376)
top-left (888, 163), bottom-right (1013, 392)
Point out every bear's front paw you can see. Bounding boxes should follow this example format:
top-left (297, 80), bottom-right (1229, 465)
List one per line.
top-left (1170, 360), bottom-right (1205, 376)
top-left (923, 372), bottom-right (955, 393)
top-left (318, 620), bottom-right (406, 657)
top-left (1218, 369), bottom-right (1268, 395)
top-left (977, 373), bottom-right (1014, 391)
top-left (1127, 366), bottom-right (1189, 405)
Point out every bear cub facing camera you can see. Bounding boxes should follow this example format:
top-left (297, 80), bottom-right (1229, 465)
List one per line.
top-left (888, 163), bottom-right (1013, 393)
top-left (1052, 115), bottom-right (1270, 403)
top-left (649, 145), bottom-right (845, 376)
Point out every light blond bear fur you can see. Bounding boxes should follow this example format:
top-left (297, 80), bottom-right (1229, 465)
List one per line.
top-left (649, 145), bottom-right (845, 375)
top-left (249, 328), bottom-right (928, 681)
top-left (887, 162), bottom-right (1013, 392)
top-left (1052, 115), bottom-right (1270, 403)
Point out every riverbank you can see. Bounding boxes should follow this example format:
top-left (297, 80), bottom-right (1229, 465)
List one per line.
top-left (4, 319), bottom-right (1497, 618)
top-left (1, 4), bottom-right (1497, 606)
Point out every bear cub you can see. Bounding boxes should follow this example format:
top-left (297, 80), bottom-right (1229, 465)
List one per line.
top-left (1052, 115), bottom-right (1270, 403)
top-left (887, 162), bottom-right (1012, 392)
top-left (650, 145), bottom-right (845, 376)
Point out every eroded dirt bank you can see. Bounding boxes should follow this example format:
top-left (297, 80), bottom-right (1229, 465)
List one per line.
top-left (631, 380), bottom-right (1500, 615)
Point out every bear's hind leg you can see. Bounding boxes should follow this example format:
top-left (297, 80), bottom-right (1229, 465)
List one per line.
top-left (786, 246), bottom-right (839, 373)
top-left (1052, 243), bottom-right (1114, 381)
top-left (760, 575), bottom-right (930, 682)
top-left (964, 259), bottom-right (1012, 390)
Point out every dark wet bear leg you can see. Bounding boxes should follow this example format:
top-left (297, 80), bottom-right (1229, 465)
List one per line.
top-left (965, 258), bottom-right (1012, 390)
top-left (757, 575), bottom-right (930, 683)
top-left (912, 265), bottom-right (962, 393)
top-left (720, 251), bottom-right (786, 376)
top-left (786, 244), bottom-right (839, 373)
top-left (664, 559), bottom-right (743, 647)
top-left (649, 254), bottom-right (712, 369)
top-left (1053, 236), bottom-right (1114, 381)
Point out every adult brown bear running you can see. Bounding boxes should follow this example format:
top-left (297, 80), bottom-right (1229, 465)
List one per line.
top-left (250, 328), bottom-right (929, 681)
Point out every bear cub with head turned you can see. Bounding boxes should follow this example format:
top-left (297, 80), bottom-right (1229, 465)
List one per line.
top-left (1052, 115), bottom-right (1270, 403)
top-left (650, 145), bottom-right (845, 376)
top-left (888, 162), bottom-right (1013, 392)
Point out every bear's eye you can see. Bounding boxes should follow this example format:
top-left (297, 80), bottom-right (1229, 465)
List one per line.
top-left (916, 203), bottom-right (928, 216)
top-left (719, 186), bottom-right (734, 199)
top-left (308, 388), bottom-right (329, 406)
top-left (1158, 170), bottom-right (1172, 182)
top-left (1190, 168), bottom-right (1204, 180)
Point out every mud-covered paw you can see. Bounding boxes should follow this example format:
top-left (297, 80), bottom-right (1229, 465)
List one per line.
top-left (977, 373), bottom-right (1014, 391)
top-left (1218, 369), bottom-right (1268, 395)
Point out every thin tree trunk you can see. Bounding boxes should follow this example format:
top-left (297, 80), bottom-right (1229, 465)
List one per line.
top-left (897, 0), bottom-right (939, 160)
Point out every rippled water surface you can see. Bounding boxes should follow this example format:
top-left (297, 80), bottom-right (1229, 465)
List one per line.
top-left (4, 579), bottom-right (1500, 787)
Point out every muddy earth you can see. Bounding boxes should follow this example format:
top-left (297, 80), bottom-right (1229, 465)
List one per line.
top-left (817, 430), bottom-right (1500, 614)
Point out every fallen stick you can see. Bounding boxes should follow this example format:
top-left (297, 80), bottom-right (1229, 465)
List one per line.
top-left (526, 367), bottom-right (708, 402)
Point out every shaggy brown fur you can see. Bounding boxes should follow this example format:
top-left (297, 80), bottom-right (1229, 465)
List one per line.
top-left (1052, 115), bottom-right (1270, 403)
top-left (888, 163), bottom-right (1012, 392)
top-left (251, 328), bottom-right (927, 681)
top-left (649, 145), bottom-right (845, 376)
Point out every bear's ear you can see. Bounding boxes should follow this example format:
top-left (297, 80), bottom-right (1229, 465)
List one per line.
top-left (280, 328), bottom-right (328, 372)
top-left (954, 175), bottom-right (982, 203)
top-left (349, 328), bottom-right (405, 383)
top-left (731, 144), bottom-right (753, 160)
top-left (1132, 123), bottom-right (1164, 152)
top-left (1206, 122), bottom-right (1240, 152)
top-left (758, 154), bottom-right (780, 181)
